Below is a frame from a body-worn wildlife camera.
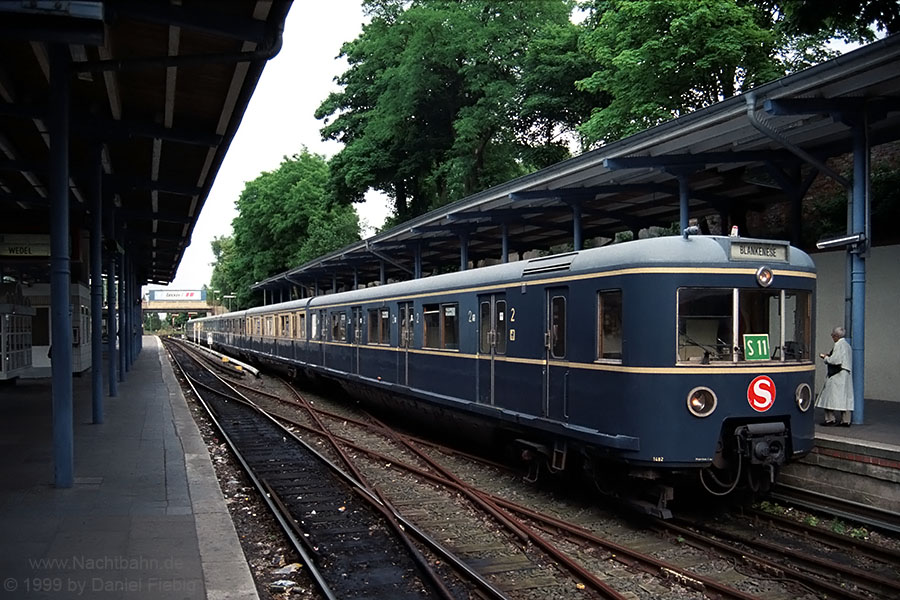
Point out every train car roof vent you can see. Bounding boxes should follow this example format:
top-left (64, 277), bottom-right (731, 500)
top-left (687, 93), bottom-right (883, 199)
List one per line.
top-left (522, 252), bottom-right (577, 276)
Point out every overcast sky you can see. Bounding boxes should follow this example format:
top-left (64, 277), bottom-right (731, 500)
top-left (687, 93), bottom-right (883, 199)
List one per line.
top-left (152, 1), bottom-right (385, 293)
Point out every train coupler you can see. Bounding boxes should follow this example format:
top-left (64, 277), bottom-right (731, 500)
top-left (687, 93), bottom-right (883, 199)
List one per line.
top-left (734, 422), bottom-right (787, 467)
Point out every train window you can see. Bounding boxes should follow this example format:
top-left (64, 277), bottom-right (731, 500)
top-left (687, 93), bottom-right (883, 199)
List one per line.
top-left (496, 301), bottom-right (507, 354)
top-left (442, 305), bottom-right (459, 350)
top-left (297, 313), bottom-right (306, 340)
top-left (367, 309), bottom-right (379, 343)
top-left (479, 299), bottom-right (507, 355)
top-left (479, 302), bottom-right (490, 353)
top-left (265, 316), bottom-right (274, 337)
top-left (399, 303), bottom-right (413, 348)
top-left (597, 290), bottom-right (622, 361)
top-left (351, 308), bottom-right (362, 343)
top-left (311, 313), bottom-right (319, 340)
top-left (423, 303), bottom-right (459, 350)
top-left (783, 291), bottom-right (811, 360)
top-left (367, 308), bottom-right (390, 345)
top-left (331, 311), bottom-right (347, 342)
top-left (738, 289), bottom-right (780, 360)
top-left (678, 288), bottom-right (732, 362)
top-left (678, 287), bottom-right (811, 363)
top-left (424, 305), bottom-right (440, 348)
top-left (379, 309), bottom-right (390, 344)
top-left (550, 296), bottom-right (566, 359)
top-left (279, 314), bottom-right (290, 337)
top-left (254, 317), bottom-right (261, 336)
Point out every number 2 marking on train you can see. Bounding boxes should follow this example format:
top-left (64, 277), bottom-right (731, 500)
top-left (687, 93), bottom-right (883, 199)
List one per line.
top-left (509, 307), bottom-right (516, 322)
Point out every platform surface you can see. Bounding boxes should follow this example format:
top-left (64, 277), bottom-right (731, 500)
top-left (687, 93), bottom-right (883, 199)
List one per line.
top-left (0, 336), bottom-right (258, 599)
top-left (814, 399), bottom-right (900, 451)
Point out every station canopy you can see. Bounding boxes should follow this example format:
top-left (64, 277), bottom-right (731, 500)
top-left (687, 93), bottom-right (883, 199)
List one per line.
top-left (256, 34), bottom-right (900, 296)
top-left (0, 0), bottom-right (292, 284)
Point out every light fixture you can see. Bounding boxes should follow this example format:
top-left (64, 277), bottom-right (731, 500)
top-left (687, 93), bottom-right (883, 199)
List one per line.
top-left (816, 232), bottom-right (866, 250)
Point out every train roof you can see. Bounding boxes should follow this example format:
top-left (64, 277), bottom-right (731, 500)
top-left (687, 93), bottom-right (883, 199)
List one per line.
top-left (193, 235), bottom-right (812, 321)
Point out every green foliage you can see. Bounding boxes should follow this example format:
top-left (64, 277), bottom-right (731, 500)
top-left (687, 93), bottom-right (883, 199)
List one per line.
top-left (143, 312), bottom-right (162, 332)
top-left (576, 0), bottom-right (784, 144)
top-left (803, 161), bottom-right (900, 248)
top-left (770, 0), bottom-right (898, 37)
top-left (209, 149), bottom-right (361, 309)
top-left (317, 0), bottom-right (581, 219)
top-left (802, 514), bottom-right (819, 527)
top-left (755, 500), bottom-right (788, 515)
top-left (830, 518), bottom-right (847, 534)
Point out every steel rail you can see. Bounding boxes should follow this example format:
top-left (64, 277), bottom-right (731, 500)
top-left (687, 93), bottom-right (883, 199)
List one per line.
top-left (746, 507), bottom-right (900, 566)
top-left (162, 340), bottom-right (339, 600)
top-left (260, 382), bottom-right (765, 600)
top-left (674, 517), bottom-right (900, 599)
top-left (771, 484), bottom-right (900, 535)
top-left (166, 340), bottom-right (456, 600)
top-left (277, 380), bottom-right (500, 600)
top-left (659, 519), bottom-right (885, 600)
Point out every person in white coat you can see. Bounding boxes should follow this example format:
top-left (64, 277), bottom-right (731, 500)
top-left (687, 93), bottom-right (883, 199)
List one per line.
top-left (816, 326), bottom-right (854, 426)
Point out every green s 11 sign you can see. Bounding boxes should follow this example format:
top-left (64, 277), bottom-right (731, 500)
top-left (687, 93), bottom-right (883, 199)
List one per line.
top-left (743, 334), bottom-right (770, 361)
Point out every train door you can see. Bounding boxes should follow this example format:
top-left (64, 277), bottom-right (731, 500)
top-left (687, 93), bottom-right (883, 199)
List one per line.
top-left (544, 287), bottom-right (568, 420)
top-left (477, 294), bottom-right (507, 404)
top-left (398, 302), bottom-right (413, 385)
top-left (351, 307), bottom-right (362, 375)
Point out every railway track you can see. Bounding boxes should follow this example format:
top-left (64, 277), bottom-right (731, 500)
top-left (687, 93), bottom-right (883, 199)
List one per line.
top-left (171, 342), bottom-right (900, 600)
top-left (771, 483), bottom-right (900, 535)
top-left (222, 368), bottom-right (795, 599)
top-left (163, 339), bottom-right (482, 600)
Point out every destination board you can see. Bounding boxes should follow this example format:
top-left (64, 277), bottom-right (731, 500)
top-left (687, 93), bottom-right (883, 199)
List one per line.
top-left (730, 241), bottom-right (787, 262)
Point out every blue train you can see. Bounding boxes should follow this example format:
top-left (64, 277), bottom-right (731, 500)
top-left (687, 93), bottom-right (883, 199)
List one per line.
top-left (187, 234), bottom-right (816, 514)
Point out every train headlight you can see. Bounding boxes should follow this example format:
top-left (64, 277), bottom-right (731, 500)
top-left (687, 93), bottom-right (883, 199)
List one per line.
top-left (795, 383), bottom-right (812, 412)
top-left (756, 266), bottom-right (774, 287)
top-left (687, 387), bottom-right (717, 417)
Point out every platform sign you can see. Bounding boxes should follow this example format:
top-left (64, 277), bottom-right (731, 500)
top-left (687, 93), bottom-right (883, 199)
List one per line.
top-left (743, 334), bottom-right (770, 361)
top-left (0, 233), bottom-right (51, 257)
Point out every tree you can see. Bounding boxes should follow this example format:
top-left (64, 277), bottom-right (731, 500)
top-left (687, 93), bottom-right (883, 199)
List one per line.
top-left (317, 0), bottom-right (578, 219)
top-left (575, 0), bottom-right (888, 146)
top-left (770, 0), bottom-right (899, 37)
top-left (209, 149), bottom-right (361, 309)
top-left (517, 20), bottom-right (607, 165)
top-left (143, 312), bottom-right (162, 332)
top-left (576, 0), bottom-right (786, 145)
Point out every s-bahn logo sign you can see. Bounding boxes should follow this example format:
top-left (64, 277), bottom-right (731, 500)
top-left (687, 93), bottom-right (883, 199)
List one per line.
top-left (747, 375), bottom-right (776, 412)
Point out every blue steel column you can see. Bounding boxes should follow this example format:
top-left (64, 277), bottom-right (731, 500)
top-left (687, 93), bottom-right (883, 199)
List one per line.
top-left (118, 242), bottom-right (126, 382)
top-left (106, 210), bottom-right (118, 397)
top-left (49, 45), bottom-right (73, 488)
top-left (123, 255), bottom-right (131, 373)
top-left (850, 123), bottom-right (867, 424)
top-left (459, 233), bottom-right (469, 272)
top-left (379, 261), bottom-right (385, 285)
top-left (678, 174), bottom-right (690, 233)
top-left (414, 244), bottom-right (422, 279)
top-left (89, 145), bottom-right (104, 423)
top-left (572, 201), bottom-right (583, 251)
top-left (501, 223), bottom-right (509, 263)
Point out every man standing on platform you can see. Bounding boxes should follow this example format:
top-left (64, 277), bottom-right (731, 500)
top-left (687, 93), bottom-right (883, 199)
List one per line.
top-left (816, 326), bottom-right (854, 427)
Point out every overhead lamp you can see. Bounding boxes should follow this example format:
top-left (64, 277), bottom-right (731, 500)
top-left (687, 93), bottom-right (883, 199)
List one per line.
top-left (815, 232), bottom-right (866, 250)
